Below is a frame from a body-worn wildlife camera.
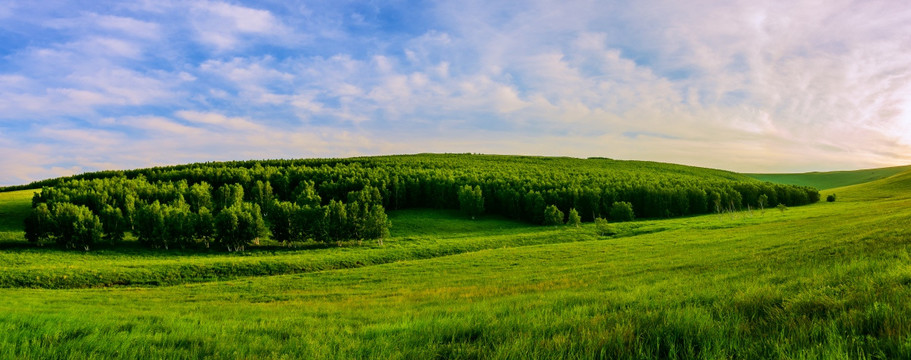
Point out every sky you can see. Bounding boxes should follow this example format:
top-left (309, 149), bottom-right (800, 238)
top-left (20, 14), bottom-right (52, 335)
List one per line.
top-left (1, 0), bottom-right (910, 185)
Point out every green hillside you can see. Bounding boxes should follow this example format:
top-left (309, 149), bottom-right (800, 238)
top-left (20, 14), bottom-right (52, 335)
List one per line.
top-left (10, 154), bottom-right (819, 253)
top-left (0, 167), bottom-right (909, 357)
top-left (0, 190), bottom-right (32, 243)
top-left (746, 164), bottom-right (911, 190)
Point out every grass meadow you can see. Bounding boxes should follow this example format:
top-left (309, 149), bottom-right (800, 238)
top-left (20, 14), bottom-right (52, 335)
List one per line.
top-left (746, 165), bottom-right (911, 190)
top-left (1, 172), bottom-right (911, 358)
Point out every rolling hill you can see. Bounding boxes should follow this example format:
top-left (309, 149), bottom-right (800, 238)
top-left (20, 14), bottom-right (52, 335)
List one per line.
top-left (746, 164), bottom-right (911, 190)
top-left (0, 158), bottom-right (909, 358)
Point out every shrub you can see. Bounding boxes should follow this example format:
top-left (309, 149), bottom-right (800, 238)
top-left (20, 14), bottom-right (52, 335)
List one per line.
top-left (610, 201), bottom-right (635, 222)
top-left (567, 208), bottom-right (581, 227)
top-left (776, 203), bottom-right (788, 212)
top-left (826, 194), bottom-right (836, 202)
top-left (543, 205), bottom-right (564, 226)
top-left (594, 217), bottom-right (615, 236)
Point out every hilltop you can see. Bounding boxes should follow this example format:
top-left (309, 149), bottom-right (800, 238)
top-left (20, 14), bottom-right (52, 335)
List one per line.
top-left (746, 164), bottom-right (911, 190)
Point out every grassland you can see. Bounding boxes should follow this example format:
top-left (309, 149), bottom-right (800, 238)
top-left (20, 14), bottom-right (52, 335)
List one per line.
top-left (0, 190), bottom-right (33, 243)
top-left (746, 164), bottom-right (911, 190)
top-left (1, 172), bottom-right (911, 358)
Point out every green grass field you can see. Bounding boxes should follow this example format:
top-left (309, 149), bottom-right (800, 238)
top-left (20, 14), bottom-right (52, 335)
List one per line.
top-left (0, 190), bottom-right (33, 243)
top-left (1, 172), bottom-right (911, 358)
top-left (746, 164), bottom-right (911, 190)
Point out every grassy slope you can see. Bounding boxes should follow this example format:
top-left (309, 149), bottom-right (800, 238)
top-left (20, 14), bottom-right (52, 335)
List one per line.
top-left (0, 209), bottom-right (598, 289)
top-left (0, 190), bottom-right (34, 242)
top-left (746, 164), bottom-right (911, 190)
top-left (1, 172), bottom-right (910, 358)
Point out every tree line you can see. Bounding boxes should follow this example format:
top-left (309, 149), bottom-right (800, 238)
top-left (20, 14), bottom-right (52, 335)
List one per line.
top-left (22, 154), bottom-right (819, 250)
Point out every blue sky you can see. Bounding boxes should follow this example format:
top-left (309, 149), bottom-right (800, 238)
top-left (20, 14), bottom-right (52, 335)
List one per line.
top-left (1, 0), bottom-right (910, 185)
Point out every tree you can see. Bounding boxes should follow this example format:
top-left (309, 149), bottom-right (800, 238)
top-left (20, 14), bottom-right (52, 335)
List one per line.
top-left (594, 217), bottom-right (615, 236)
top-left (567, 208), bottom-right (581, 227)
top-left (776, 203), bottom-right (788, 212)
top-left (196, 206), bottom-right (215, 248)
top-left (214, 206), bottom-right (240, 251)
top-left (215, 184), bottom-right (244, 210)
top-left (52, 203), bottom-right (102, 251)
top-left (758, 194), bottom-right (769, 212)
top-left (187, 182), bottom-right (213, 213)
top-left (134, 201), bottom-right (165, 248)
top-left (610, 201), bottom-right (635, 222)
top-left (458, 185), bottom-right (484, 219)
top-left (295, 205), bottom-right (325, 242)
top-left (24, 203), bottom-right (55, 245)
top-left (215, 203), bottom-right (268, 251)
top-left (709, 191), bottom-right (722, 214)
top-left (100, 204), bottom-right (126, 244)
top-left (251, 180), bottom-right (274, 210)
top-left (294, 181), bottom-right (321, 208)
top-left (544, 205), bottom-right (564, 226)
top-left (162, 202), bottom-right (195, 249)
top-left (268, 200), bottom-right (298, 245)
top-left (324, 200), bottom-right (348, 244)
top-left (524, 191), bottom-right (546, 224)
top-left (826, 194), bottom-right (836, 202)
top-left (363, 204), bottom-right (391, 244)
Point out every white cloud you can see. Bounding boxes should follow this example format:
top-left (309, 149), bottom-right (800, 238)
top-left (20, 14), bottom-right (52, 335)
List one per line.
top-left (2, 0), bottom-right (911, 185)
top-left (190, 1), bottom-right (293, 51)
top-left (176, 110), bottom-right (264, 131)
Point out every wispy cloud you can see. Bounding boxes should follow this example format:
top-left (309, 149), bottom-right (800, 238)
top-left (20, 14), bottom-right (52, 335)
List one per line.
top-left (0, 0), bottom-right (909, 185)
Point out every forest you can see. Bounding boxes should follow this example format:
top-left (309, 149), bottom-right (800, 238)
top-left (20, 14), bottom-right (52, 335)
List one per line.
top-left (19, 154), bottom-right (820, 251)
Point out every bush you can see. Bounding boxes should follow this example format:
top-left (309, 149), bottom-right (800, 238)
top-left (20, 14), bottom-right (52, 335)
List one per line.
top-left (610, 201), bottom-right (635, 222)
top-left (594, 217), bottom-right (615, 236)
top-left (567, 208), bottom-right (581, 227)
top-left (544, 205), bottom-right (564, 226)
top-left (826, 194), bottom-right (836, 202)
top-left (776, 203), bottom-right (788, 212)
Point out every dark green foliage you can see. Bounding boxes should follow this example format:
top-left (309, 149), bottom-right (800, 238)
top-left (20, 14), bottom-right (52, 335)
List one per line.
top-left (52, 203), bottom-right (102, 250)
top-left (134, 201), bottom-right (166, 249)
top-left (524, 191), bottom-right (546, 224)
top-left (250, 180), bottom-right (274, 209)
top-left (295, 205), bottom-right (326, 242)
top-left (24, 203), bottom-right (55, 244)
top-left (99, 205), bottom-right (126, 243)
top-left (162, 200), bottom-right (195, 249)
top-left (709, 191), bottom-right (722, 213)
top-left (268, 200), bottom-right (298, 245)
top-left (187, 182), bottom-right (212, 213)
top-left (216, 183), bottom-right (244, 210)
top-left (544, 205), bottom-right (564, 226)
top-left (826, 194), bottom-right (836, 202)
top-left (777, 203), bottom-right (788, 212)
top-left (362, 204), bottom-right (390, 243)
top-left (215, 203), bottom-right (268, 252)
top-left (567, 208), bottom-right (581, 227)
top-left (594, 217), bottom-right (615, 236)
top-left (610, 201), bottom-right (635, 222)
top-left (196, 207), bottom-right (215, 246)
top-left (458, 185), bottom-right (484, 219)
top-left (294, 181), bottom-right (321, 207)
top-left (324, 200), bottom-right (348, 243)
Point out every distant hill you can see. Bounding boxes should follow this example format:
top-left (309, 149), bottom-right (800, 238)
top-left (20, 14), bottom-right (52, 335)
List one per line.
top-left (825, 168), bottom-right (911, 202)
top-left (746, 165), bottom-right (911, 190)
